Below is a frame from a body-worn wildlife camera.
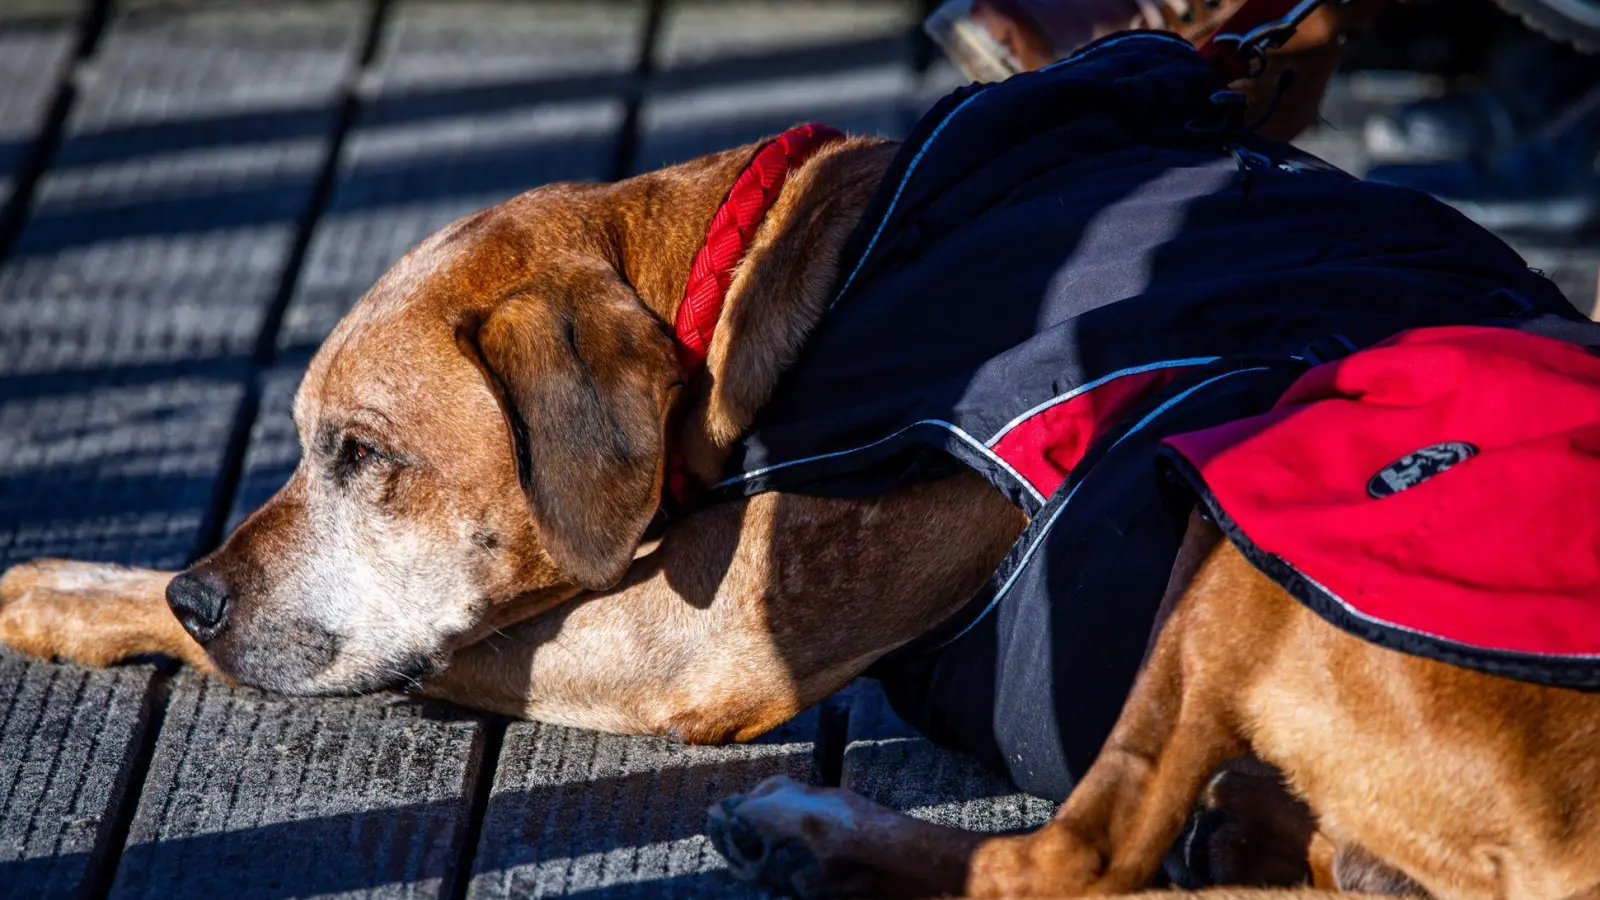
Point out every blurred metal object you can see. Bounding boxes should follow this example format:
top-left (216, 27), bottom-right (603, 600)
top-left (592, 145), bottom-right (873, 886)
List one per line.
top-left (923, 0), bottom-right (1026, 82)
top-left (923, 0), bottom-right (1351, 83)
top-left (916, 0), bottom-right (1380, 142)
top-left (1489, 0), bottom-right (1600, 53)
top-left (1200, 0), bottom-right (1344, 79)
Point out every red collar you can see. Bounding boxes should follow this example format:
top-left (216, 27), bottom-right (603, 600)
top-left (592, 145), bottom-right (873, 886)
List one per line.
top-left (672, 123), bottom-right (845, 372)
top-left (665, 123), bottom-right (844, 505)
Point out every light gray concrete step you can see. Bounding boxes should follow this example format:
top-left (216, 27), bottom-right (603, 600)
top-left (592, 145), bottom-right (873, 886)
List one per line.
top-left (1506, 243), bottom-right (1599, 318)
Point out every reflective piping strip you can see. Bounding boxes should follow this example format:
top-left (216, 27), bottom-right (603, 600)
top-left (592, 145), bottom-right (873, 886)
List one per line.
top-left (932, 365), bottom-right (1272, 649)
top-left (984, 357), bottom-right (1222, 446)
top-left (827, 92), bottom-right (981, 309)
top-left (714, 418), bottom-right (1048, 506)
top-left (1301, 569), bottom-right (1600, 662)
top-left (828, 32), bottom-right (1196, 311)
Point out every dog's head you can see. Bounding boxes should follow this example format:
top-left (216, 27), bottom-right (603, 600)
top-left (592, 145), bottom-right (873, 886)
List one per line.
top-left (160, 134), bottom-right (886, 695)
top-left (166, 179), bottom-right (696, 694)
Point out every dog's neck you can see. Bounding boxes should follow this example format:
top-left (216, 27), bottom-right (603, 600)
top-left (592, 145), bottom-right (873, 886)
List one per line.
top-left (606, 136), bottom-right (898, 485)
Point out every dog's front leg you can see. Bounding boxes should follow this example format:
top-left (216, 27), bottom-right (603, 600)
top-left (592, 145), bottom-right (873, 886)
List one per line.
top-left (708, 516), bottom-right (1251, 898)
top-left (706, 580), bottom-right (1245, 899)
top-left (0, 559), bottom-right (216, 672)
top-left (411, 492), bottom-right (836, 738)
top-left (411, 596), bottom-right (724, 737)
top-left (416, 553), bottom-right (866, 741)
top-left (707, 774), bottom-right (988, 899)
top-left (963, 608), bottom-right (1246, 895)
top-left (958, 528), bottom-right (1272, 896)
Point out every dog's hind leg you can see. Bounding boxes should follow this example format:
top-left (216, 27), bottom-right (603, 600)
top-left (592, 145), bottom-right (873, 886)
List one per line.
top-left (0, 559), bottom-right (215, 671)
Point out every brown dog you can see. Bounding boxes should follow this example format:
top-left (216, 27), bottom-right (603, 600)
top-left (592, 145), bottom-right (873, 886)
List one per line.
top-left (2, 121), bottom-right (1598, 900)
top-left (0, 136), bottom-right (1022, 743)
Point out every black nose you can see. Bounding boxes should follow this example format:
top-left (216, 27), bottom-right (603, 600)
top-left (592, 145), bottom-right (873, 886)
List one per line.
top-left (166, 570), bottom-right (231, 643)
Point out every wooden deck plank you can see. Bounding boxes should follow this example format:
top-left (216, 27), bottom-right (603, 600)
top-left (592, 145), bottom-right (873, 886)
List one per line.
top-left (0, 322), bottom-right (250, 899)
top-left (841, 681), bottom-right (1053, 833)
top-left (0, 2), bottom-right (84, 220)
top-left (275, 0), bottom-right (643, 355)
top-left (0, 0), bottom-right (365, 377)
top-left (0, 656), bottom-right (156, 900)
top-left (466, 722), bottom-right (817, 898)
top-left (225, 365), bottom-right (304, 535)
top-left (0, 374), bottom-right (246, 571)
top-left (632, 0), bottom-right (918, 173)
top-left (108, 673), bottom-right (484, 900)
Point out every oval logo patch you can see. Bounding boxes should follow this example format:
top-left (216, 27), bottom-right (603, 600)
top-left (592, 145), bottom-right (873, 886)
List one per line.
top-left (1367, 442), bottom-right (1478, 499)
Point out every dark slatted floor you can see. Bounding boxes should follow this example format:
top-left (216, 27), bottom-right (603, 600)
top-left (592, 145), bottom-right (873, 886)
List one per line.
top-left (0, 2), bottom-right (1593, 898)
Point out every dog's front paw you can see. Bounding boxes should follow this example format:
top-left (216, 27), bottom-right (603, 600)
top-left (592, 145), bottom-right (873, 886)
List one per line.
top-left (0, 559), bottom-right (179, 667)
top-left (707, 776), bottom-right (840, 899)
top-left (708, 775), bottom-right (961, 899)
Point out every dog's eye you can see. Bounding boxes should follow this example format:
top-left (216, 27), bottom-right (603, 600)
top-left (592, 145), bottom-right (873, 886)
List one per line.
top-left (338, 437), bottom-right (383, 472)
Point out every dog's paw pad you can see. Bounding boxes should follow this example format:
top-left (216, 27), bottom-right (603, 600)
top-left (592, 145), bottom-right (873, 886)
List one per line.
top-left (707, 790), bottom-right (827, 899)
top-left (767, 836), bottom-right (826, 899)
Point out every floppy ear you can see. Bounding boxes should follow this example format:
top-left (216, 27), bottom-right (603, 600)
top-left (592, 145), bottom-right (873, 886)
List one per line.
top-left (474, 259), bottom-right (681, 590)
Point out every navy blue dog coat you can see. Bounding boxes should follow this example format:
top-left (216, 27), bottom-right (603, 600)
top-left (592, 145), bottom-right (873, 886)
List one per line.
top-left (709, 34), bottom-right (1582, 802)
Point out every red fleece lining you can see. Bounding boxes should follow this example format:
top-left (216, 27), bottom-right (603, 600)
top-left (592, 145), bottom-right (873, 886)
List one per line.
top-left (992, 367), bottom-right (1192, 497)
top-left (1166, 326), bottom-right (1600, 661)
